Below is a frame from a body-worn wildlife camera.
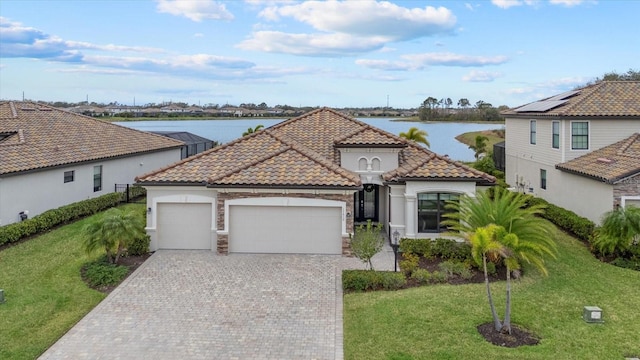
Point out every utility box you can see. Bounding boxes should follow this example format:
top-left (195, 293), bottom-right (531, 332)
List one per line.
top-left (583, 306), bottom-right (603, 323)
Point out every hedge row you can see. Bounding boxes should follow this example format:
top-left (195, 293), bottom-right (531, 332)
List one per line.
top-left (342, 270), bottom-right (406, 292)
top-left (0, 192), bottom-right (124, 246)
top-left (524, 195), bottom-right (595, 242)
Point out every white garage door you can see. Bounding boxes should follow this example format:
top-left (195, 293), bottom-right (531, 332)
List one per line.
top-left (229, 205), bottom-right (342, 254)
top-left (157, 203), bottom-right (212, 249)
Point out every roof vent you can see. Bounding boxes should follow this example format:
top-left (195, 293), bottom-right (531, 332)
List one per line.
top-left (597, 157), bottom-right (614, 164)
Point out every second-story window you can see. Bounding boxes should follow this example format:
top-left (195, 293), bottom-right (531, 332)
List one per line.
top-left (571, 122), bottom-right (589, 150)
top-left (530, 120), bottom-right (536, 144)
top-left (552, 121), bottom-right (560, 149)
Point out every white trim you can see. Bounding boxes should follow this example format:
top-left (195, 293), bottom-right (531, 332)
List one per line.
top-left (147, 193), bottom-right (217, 251)
top-left (621, 196), bottom-right (640, 208)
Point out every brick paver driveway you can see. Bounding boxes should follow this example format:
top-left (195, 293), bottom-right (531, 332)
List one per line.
top-left (39, 250), bottom-right (367, 360)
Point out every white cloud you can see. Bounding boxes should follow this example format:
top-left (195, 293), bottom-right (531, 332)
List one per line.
top-left (354, 59), bottom-right (418, 71)
top-left (462, 70), bottom-right (503, 82)
top-left (155, 0), bottom-right (233, 22)
top-left (493, 0), bottom-right (587, 8)
top-left (549, 0), bottom-right (589, 7)
top-left (236, 31), bottom-right (388, 56)
top-left (403, 52), bottom-right (508, 67)
top-left (264, 1), bottom-right (456, 39)
top-left (244, 1), bottom-right (457, 56)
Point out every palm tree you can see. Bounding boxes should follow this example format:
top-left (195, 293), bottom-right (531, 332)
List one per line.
top-left (242, 124), bottom-right (264, 136)
top-left (399, 127), bottom-right (430, 148)
top-left (469, 224), bottom-right (506, 331)
top-left (443, 188), bottom-right (557, 333)
top-left (498, 228), bottom-right (556, 334)
top-left (592, 205), bottom-right (640, 256)
top-left (83, 208), bottom-right (145, 264)
top-left (469, 135), bottom-right (489, 160)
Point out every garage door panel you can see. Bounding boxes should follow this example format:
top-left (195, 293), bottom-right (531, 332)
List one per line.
top-left (229, 205), bottom-right (341, 254)
top-left (158, 203), bottom-right (212, 250)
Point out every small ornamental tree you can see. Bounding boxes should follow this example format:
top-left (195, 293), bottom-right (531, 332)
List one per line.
top-left (83, 208), bottom-right (145, 264)
top-left (350, 220), bottom-right (383, 270)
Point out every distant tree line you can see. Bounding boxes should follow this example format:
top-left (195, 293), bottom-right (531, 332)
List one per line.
top-left (418, 97), bottom-right (508, 122)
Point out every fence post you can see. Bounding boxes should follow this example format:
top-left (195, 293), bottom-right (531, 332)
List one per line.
top-left (126, 184), bottom-right (130, 203)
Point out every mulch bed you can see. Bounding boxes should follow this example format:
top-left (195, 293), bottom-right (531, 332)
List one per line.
top-left (81, 253), bottom-right (152, 294)
top-left (397, 254), bottom-right (507, 288)
top-left (477, 323), bottom-right (540, 347)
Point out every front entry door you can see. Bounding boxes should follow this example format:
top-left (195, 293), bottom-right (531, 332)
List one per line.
top-left (355, 184), bottom-right (379, 222)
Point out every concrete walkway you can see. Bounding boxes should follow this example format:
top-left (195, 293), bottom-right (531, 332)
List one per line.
top-left (39, 246), bottom-right (396, 360)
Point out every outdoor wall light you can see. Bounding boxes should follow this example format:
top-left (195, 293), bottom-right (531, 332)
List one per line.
top-left (583, 306), bottom-right (604, 323)
top-left (391, 230), bottom-right (400, 272)
top-left (147, 207), bottom-right (152, 214)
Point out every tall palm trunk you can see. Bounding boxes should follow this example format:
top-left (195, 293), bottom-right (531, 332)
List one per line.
top-left (483, 255), bottom-right (502, 331)
top-left (502, 267), bottom-right (512, 334)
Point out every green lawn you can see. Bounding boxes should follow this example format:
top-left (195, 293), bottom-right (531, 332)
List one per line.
top-left (455, 128), bottom-right (505, 150)
top-left (0, 204), bottom-right (143, 360)
top-left (344, 226), bottom-right (640, 360)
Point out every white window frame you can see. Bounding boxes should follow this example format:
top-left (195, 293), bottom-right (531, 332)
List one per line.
top-left (570, 121), bottom-right (589, 150)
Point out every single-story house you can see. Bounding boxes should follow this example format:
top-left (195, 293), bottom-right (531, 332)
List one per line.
top-left (0, 101), bottom-right (184, 226)
top-left (137, 108), bottom-right (495, 255)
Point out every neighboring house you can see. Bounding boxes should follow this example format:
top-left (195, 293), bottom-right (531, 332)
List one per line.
top-left (150, 131), bottom-right (217, 159)
top-left (137, 108), bottom-right (495, 255)
top-left (0, 101), bottom-right (184, 226)
top-left (502, 81), bottom-right (640, 223)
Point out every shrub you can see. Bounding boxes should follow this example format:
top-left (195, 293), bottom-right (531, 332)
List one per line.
top-left (399, 238), bottom-right (432, 258)
top-left (399, 252), bottom-right (419, 276)
top-left (381, 272), bottom-right (407, 290)
top-left (432, 238), bottom-right (458, 259)
top-left (524, 195), bottom-right (595, 242)
top-left (610, 257), bottom-right (640, 271)
top-left (350, 220), bottom-right (384, 270)
top-left (485, 261), bottom-right (497, 276)
top-left (83, 258), bottom-right (130, 287)
top-left (0, 192), bottom-right (123, 246)
top-left (449, 242), bottom-right (473, 262)
top-left (430, 270), bottom-right (449, 283)
top-left (342, 270), bottom-right (406, 292)
top-left (410, 269), bottom-right (432, 284)
top-left (126, 233), bottom-right (150, 256)
top-left (342, 270), bottom-right (372, 292)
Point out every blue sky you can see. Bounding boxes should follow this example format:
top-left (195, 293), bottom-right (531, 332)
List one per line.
top-left (1, 0), bottom-right (638, 109)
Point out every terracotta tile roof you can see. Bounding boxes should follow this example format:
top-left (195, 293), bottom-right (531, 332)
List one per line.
top-left (0, 101), bottom-right (184, 176)
top-left (503, 81), bottom-right (640, 118)
top-left (335, 126), bottom-right (407, 147)
top-left (137, 107), bottom-right (496, 187)
top-left (384, 143), bottom-right (494, 182)
top-left (556, 133), bottom-right (640, 184)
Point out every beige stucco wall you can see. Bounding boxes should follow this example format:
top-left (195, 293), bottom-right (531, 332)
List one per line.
top-left (388, 181), bottom-right (477, 239)
top-left (0, 148), bottom-right (180, 226)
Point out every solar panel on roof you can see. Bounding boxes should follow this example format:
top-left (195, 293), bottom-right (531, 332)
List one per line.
top-left (547, 90), bottom-right (580, 101)
top-left (513, 99), bottom-right (568, 112)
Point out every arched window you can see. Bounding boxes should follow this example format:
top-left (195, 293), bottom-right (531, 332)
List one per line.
top-left (358, 157), bottom-right (368, 171)
top-left (371, 158), bottom-right (381, 171)
top-left (417, 193), bottom-right (459, 232)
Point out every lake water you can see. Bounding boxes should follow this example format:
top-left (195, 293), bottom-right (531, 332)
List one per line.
top-left (114, 118), bottom-right (503, 162)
